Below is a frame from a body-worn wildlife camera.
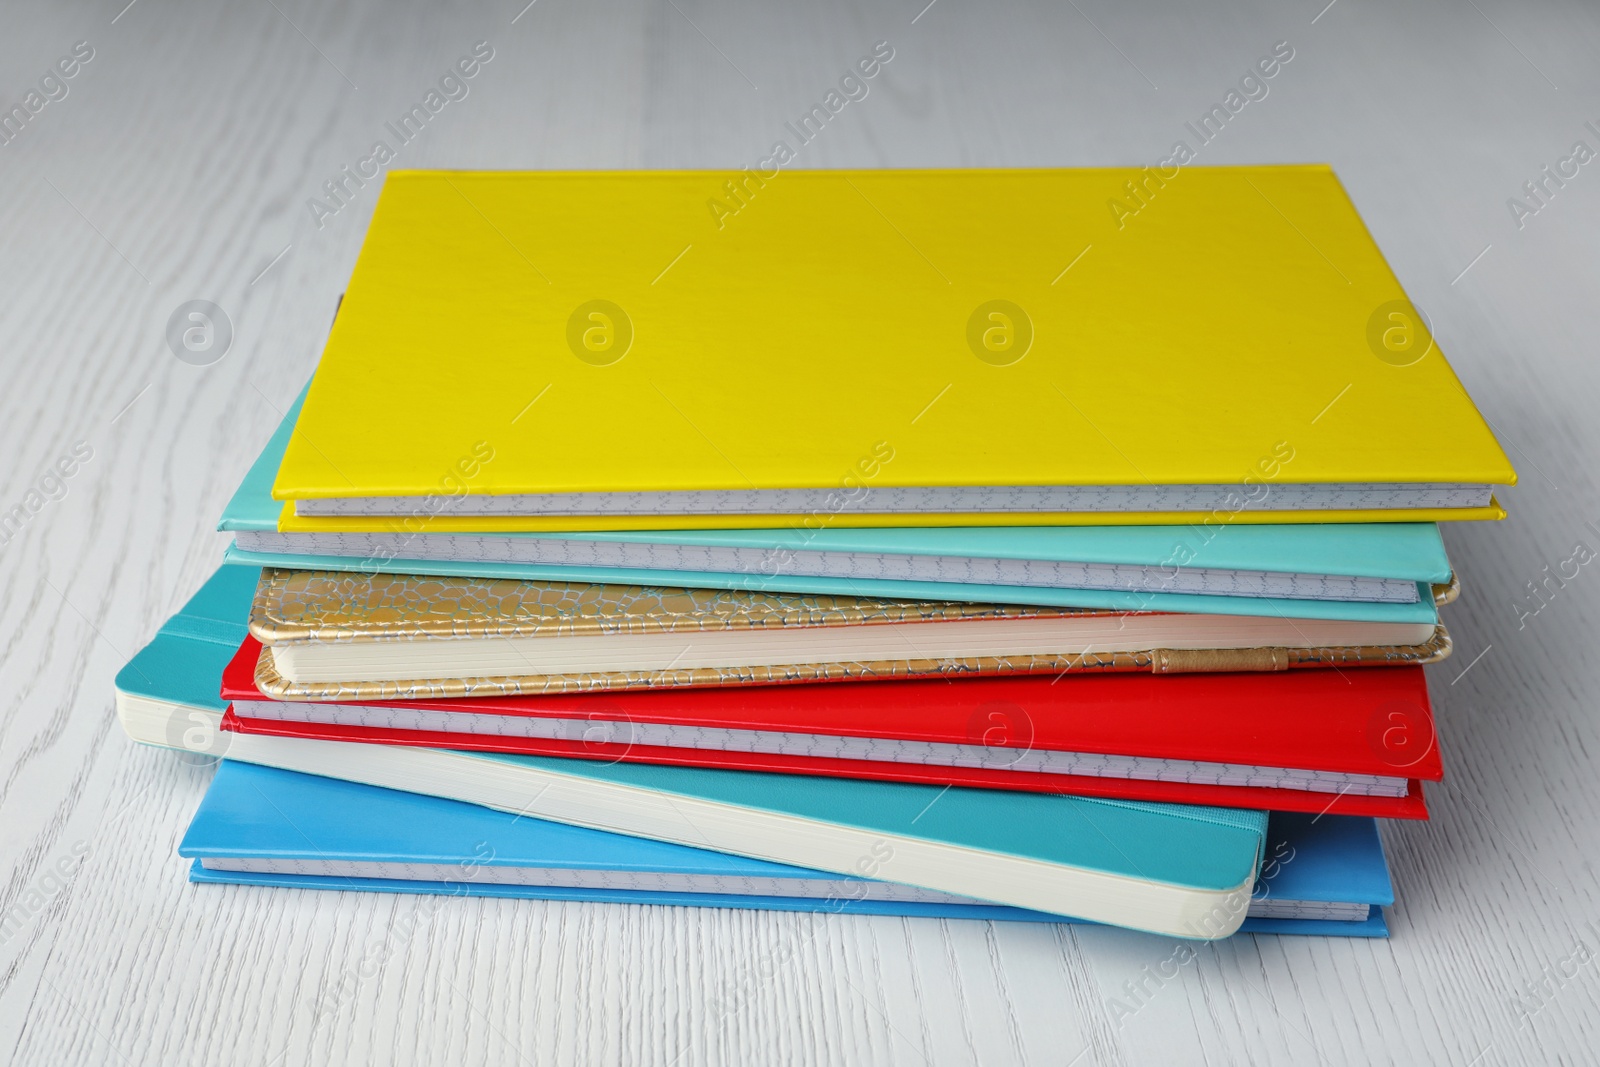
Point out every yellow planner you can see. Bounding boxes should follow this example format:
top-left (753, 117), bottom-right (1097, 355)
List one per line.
top-left (274, 166), bottom-right (1515, 531)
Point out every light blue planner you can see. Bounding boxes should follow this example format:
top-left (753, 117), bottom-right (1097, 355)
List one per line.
top-left (184, 761), bottom-right (1388, 937)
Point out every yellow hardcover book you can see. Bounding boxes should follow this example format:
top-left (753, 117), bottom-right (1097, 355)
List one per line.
top-left (274, 167), bottom-right (1514, 530)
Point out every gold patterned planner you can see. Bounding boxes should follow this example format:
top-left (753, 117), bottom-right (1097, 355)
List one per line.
top-left (246, 569), bottom-right (1450, 702)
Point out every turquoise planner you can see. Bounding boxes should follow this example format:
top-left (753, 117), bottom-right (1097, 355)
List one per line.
top-left (223, 384), bottom-right (1450, 623)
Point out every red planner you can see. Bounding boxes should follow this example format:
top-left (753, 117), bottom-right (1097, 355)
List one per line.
top-left (221, 637), bottom-right (1440, 818)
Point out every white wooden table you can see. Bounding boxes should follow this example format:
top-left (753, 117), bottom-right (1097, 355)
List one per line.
top-left (2, 1), bottom-right (1598, 1063)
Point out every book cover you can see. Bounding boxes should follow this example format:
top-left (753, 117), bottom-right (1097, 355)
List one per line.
top-left (115, 564), bottom-right (257, 716)
top-left (182, 761), bottom-right (1390, 936)
top-left (225, 542), bottom-right (1449, 625)
top-left (221, 377), bottom-right (1455, 625)
top-left (244, 568), bottom-right (1448, 701)
top-left (180, 745), bottom-right (1270, 937)
top-left (272, 167), bottom-right (1513, 528)
top-left (223, 634), bottom-right (1440, 819)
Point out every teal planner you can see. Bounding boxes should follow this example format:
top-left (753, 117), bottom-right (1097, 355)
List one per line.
top-left (223, 383), bottom-right (1449, 624)
top-left (114, 563), bottom-right (255, 716)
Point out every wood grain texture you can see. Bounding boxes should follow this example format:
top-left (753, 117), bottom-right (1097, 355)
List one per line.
top-left (3, 0), bottom-right (1600, 1063)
